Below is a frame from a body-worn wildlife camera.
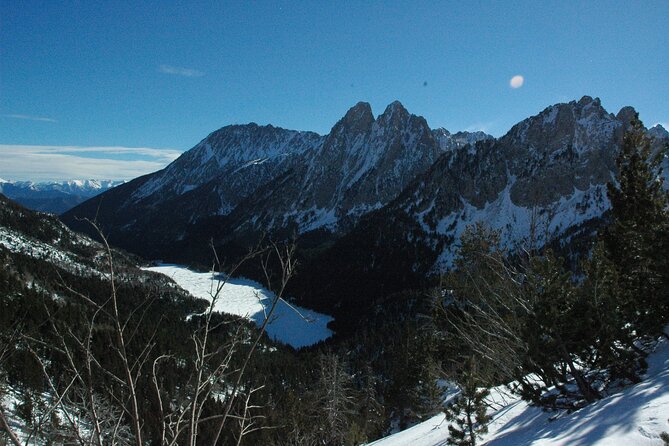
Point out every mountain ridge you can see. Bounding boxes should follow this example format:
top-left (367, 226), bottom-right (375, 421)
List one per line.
top-left (61, 97), bottom-right (669, 322)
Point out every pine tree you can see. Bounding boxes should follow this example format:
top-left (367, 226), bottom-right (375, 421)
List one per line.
top-left (602, 115), bottom-right (669, 340)
top-left (580, 243), bottom-right (646, 385)
top-left (444, 358), bottom-right (490, 446)
top-left (522, 251), bottom-right (602, 405)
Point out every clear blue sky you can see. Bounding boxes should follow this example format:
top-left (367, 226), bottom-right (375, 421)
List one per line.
top-left (1, 1), bottom-right (668, 180)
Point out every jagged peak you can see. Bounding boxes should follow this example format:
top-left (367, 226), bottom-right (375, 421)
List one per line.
top-left (330, 102), bottom-right (375, 136)
top-left (433, 127), bottom-right (451, 136)
top-left (577, 95), bottom-right (601, 107)
top-left (343, 101), bottom-right (374, 121)
top-left (384, 100), bottom-right (407, 113)
top-left (649, 124), bottom-right (669, 139)
top-left (378, 100), bottom-right (410, 121)
top-left (616, 105), bottom-right (638, 125)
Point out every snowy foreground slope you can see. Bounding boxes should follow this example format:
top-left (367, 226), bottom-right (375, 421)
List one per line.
top-left (144, 264), bottom-right (333, 348)
top-left (368, 337), bottom-right (669, 446)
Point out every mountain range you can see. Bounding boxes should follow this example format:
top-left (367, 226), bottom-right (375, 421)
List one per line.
top-left (61, 96), bottom-right (669, 327)
top-left (0, 179), bottom-right (123, 214)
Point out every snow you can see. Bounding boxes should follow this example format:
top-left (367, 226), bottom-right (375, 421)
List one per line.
top-left (143, 264), bottom-right (334, 348)
top-left (367, 336), bottom-right (669, 446)
top-left (432, 179), bottom-right (610, 271)
top-left (0, 226), bottom-right (100, 277)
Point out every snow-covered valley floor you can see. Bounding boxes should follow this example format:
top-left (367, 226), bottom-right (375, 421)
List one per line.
top-left (369, 336), bottom-right (669, 446)
top-left (144, 264), bottom-right (334, 348)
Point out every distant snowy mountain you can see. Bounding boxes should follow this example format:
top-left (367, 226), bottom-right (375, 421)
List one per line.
top-left (0, 179), bottom-right (123, 214)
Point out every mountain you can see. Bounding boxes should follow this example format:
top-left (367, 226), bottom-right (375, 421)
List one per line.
top-left (62, 102), bottom-right (491, 261)
top-left (288, 97), bottom-right (669, 326)
top-left (62, 97), bottom-right (668, 327)
top-left (0, 179), bottom-right (123, 214)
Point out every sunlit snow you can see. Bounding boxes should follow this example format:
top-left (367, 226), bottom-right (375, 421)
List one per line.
top-left (367, 335), bottom-right (669, 446)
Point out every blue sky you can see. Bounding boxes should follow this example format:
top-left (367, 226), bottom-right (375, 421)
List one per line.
top-left (1, 1), bottom-right (668, 181)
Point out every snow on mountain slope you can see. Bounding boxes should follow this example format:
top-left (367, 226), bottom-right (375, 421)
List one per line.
top-left (432, 128), bottom-right (494, 152)
top-left (225, 101), bottom-right (447, 235)
top-left (144, 264), bottom-right (334, 348)
top-left (368, 336), bottom-right (669, 446)
top-left (0, 179), bottom-right (123, 196)
top-left (131, 124), bottom-right (324, 215)
top-left (387, 96), bottom-right (669, 271)
top-left (64, 101), bottom-right (473, 261)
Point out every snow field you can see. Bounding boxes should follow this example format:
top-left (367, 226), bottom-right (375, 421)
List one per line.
top-left (143, 264), bottom-right (334, 348)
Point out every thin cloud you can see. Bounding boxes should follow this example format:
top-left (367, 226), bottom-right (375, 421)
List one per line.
top-left (4, 114), bottom-right (57, 123)
top-left (0, 144), bottom-right (182, 182)
top-left (159, 64), bottom-right (204, 77)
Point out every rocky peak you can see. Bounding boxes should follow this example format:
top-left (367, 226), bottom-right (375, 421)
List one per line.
top-left (376, 100), bottom-right (412, 128)
top-left (501, 95), bottom-right (617, 152)
top-left (577, 95), bottom-right (600, 107)
top-left (648, 124), bottom-right (669, 140)
top-left (616, 106), bottom-right (638, 127)
top-left (432, 128), bottom-right (494, 152)
top-left (333, 102), bottom-right (375, 136)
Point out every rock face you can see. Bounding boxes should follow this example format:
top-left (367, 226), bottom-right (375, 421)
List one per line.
top-left (223, 101), bottom-right (449, 235)
top-left (130, 124), bottom-right (324, 216)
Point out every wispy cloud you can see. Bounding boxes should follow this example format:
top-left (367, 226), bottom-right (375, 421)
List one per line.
top-left (3, 114), bottom-right (57, 123)
top-left (159, 64), bottom-right (204, 77)
top-left (0, 145), bottom-right (182, 182)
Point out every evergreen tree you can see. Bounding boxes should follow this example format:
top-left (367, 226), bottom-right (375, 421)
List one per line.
top-left (444, 358), bottom-right (490, 446)
top-left (522, 252), bottom-right (602, 405)
top-left (440, 224), bottom-right (528, 385)
top-left (602, 115), bottom-right (669, 340)
top-left (580, 243), bottom-right (646, 385)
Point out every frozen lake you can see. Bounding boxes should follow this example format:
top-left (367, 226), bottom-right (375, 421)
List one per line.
top-left (144, 264), bottom-right (334, 348)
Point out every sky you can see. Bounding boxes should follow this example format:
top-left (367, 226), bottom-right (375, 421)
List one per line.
top-left (1, 0), bottom-right (668, 181)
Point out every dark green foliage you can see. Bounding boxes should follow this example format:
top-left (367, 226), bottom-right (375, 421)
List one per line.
top-left (437, 220), bottom-right (649, 410)
top-left (580, 244), bottom-right (646, 385)
top-left (602, 115), bottom-right (669, 340)
top-left (444, 359), bottom-right (490, 446)
top-left (438, 224), bottom-right (527, 385)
